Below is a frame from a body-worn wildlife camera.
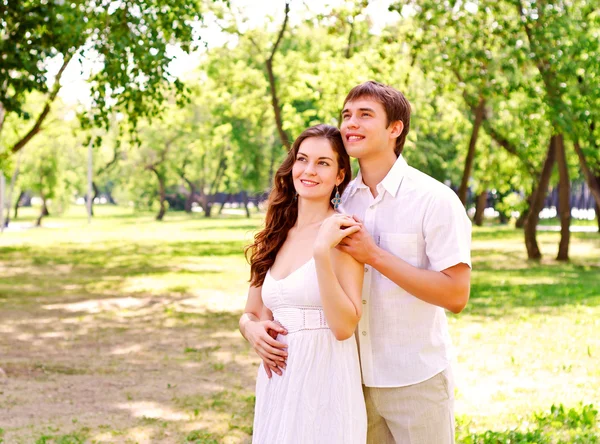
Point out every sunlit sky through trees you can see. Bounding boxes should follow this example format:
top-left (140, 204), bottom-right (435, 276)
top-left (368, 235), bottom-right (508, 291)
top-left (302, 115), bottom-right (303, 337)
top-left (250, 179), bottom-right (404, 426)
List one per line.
top-left (47, 0), bottom-right (405, 113)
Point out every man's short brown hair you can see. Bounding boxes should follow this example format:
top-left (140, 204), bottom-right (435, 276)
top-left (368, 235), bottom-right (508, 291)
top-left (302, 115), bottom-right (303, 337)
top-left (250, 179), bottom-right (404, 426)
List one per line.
top-left (343, 81), bottom-right (411, 156)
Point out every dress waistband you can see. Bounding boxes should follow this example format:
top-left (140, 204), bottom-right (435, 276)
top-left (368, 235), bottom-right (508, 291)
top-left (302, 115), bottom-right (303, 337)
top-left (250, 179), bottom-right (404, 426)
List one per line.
top-left (272, 306), bottom-right (329, 333)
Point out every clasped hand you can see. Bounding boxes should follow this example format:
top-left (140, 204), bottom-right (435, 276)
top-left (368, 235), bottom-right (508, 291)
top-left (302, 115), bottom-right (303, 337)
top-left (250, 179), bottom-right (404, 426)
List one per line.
top-left (314, 213), bottom-right (362, 253)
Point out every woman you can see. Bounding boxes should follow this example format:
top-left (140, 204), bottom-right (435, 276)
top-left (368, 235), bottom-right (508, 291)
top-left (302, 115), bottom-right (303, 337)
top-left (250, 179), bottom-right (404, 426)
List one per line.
top-left (239, 124), bottom-right (367, 443)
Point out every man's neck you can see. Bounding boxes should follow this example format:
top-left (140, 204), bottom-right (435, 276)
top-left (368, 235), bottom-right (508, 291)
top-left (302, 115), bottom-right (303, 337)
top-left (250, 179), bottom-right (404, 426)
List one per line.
top-left (358, 152), bottom-right (398, 198)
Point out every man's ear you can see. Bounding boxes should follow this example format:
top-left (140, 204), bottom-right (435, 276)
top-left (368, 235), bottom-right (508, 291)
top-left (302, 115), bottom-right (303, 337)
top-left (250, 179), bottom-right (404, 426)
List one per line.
top-left (390, 120), bottom-right (404, 139)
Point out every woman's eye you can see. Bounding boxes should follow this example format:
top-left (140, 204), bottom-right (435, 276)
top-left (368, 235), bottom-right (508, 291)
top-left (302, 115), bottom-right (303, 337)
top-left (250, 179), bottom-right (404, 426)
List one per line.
top-left (319, 161), bottom-right (330, 166)
top-left (297, 157), bottom-right (306, 162)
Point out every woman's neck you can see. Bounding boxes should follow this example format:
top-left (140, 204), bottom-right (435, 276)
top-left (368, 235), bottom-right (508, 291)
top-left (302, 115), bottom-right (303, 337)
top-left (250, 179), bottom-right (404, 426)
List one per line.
top-left (295, 198), bottom-right (333, 229)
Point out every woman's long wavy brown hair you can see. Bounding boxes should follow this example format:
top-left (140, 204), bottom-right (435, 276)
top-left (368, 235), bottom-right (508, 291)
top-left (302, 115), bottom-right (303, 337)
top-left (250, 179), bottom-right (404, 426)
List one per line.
top-left (245, 124), bottom-right (352, 287)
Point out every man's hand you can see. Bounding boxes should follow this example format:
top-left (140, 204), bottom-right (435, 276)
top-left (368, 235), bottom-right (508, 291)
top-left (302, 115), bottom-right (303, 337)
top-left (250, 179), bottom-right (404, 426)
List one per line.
top-left (244, 319), bottom-right (288, 377)
top-left (314, 213), bottom-right (361, 253)
top-left (337, 215), bottom-right (379, 265)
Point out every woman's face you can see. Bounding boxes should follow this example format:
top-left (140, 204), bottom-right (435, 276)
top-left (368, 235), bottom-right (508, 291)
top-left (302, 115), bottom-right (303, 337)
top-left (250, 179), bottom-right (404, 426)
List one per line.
top-left (292, 137), bottom-right (344, 204)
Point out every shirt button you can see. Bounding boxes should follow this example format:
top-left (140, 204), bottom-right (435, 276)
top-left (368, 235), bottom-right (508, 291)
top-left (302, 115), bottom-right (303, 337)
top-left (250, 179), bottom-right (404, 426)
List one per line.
top-left (362, 331), bottom-right (367, 336)
top-left (362, 300), bottom-right (367, 305)
top-left (364, 267), bottom-right (369, 272)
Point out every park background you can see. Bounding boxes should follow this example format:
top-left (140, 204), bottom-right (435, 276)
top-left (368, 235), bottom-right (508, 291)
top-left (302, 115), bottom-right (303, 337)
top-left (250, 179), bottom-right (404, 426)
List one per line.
top-left (0, 0), bottom-right (599, 442)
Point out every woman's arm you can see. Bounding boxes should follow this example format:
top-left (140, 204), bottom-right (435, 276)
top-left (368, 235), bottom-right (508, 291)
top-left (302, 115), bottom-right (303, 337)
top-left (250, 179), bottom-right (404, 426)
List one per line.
top-left (239, 285), bottom-right (288, 375)
top-left (314, 214), bottom-right (364, 340)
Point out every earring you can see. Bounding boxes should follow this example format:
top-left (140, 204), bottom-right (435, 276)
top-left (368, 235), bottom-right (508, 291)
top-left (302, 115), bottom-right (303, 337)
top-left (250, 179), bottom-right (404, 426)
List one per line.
top-left (331, 186), bottom-right (341, 210)
top-left (294, 192), bottom-right (298, 202)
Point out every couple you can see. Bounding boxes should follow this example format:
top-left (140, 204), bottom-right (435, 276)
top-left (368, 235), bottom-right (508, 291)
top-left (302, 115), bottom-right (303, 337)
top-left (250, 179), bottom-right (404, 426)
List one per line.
top-left (240, 81), bottom-right (472, 443)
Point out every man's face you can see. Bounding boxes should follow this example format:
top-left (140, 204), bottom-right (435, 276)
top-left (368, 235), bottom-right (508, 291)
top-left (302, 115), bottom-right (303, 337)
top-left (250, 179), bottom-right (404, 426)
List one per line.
top-left (340, 97), bottom-right (399, 160)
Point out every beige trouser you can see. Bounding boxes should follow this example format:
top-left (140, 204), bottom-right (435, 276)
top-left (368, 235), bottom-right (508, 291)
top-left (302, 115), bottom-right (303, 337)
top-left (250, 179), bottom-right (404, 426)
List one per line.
top-left (363, 367), bottom-right (455, 444)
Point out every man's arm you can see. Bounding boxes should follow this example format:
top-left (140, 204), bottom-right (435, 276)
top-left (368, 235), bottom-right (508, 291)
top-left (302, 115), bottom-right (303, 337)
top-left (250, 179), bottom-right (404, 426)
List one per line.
top-left (338, 226), bottom-right (471, 313)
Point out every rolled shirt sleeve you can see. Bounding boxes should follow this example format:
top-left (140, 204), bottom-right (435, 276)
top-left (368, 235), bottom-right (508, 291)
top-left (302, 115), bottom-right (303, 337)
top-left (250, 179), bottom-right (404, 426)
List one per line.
top-left (423, 187), bottom-right (472, 272)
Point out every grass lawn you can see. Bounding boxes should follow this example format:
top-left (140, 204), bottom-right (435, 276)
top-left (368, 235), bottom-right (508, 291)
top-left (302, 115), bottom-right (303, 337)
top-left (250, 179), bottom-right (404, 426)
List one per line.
top-left (0, 205), bottom-right (598, 443)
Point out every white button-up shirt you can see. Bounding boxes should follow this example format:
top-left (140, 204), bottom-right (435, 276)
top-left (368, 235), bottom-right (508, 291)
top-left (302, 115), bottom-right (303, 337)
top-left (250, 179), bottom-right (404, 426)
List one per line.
top-left (340, 155), bottom-right (472, 388)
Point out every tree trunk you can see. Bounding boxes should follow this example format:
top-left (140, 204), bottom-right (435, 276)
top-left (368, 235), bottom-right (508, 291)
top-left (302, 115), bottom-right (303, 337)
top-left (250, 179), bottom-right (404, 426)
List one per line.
top-left (573, 141), bottom-right (600, 211)
top-left (90, 181), bottom-right (100, 217)
top-left (515, 192), bottom-right (534, 229)
top-left (474, 190), bottom-right (487, 226)
top-left (107, 189), bottom-right (117, 205)
top-left (458, 98), bottom-right (486, 205)
top-left (219, 193), bottom-right (231, 215)
top-left (498, 210), bottom-right (508, 224)
top-left (150, 168), bottom-right (167, 221)
top-left (524, 136), bottom-right (557, 260)
top-left (207, 156), bottom-right (227, 218)
top-left (204, 198), bottom-right (213, 218)
top-left (242, 191), bottom-right (251, 218)
top-left (198, 193), bottom-right (212, 218)
top-left (0, 101), bottom-right (5, 138)
top-left (5, 150), bottom-right (23, 226)
top-left (36, 196), bottom-right (49, 227)
top-left (182, 177), bottom-right (197, 213)
top-left (555, 134), bottom-right (570, 261)
top-left (268, 136), bottom-right (277, 185)
top-left (515, 209), bottom-right (528, 229)
top-left (13, 190), bottom-right (24, 220)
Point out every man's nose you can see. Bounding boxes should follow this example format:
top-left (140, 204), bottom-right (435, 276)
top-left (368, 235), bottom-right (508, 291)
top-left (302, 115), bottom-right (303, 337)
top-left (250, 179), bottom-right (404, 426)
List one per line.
top-left (344, 115), bottom-right (359, 129)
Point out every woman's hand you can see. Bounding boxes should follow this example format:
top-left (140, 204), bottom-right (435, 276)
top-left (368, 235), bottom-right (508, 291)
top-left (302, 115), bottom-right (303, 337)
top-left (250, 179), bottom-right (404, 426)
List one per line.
top-left (243, 319), bottom-right (288, 376)
top-left (314, 213), bottom-right (361, 253)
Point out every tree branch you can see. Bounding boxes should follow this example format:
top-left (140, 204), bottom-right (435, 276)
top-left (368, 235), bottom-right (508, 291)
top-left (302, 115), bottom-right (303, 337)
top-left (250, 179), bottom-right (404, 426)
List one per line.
top-left (10, 54), bottom-right (72, 154)
top-left (266, 2), bottom-right (291, 150)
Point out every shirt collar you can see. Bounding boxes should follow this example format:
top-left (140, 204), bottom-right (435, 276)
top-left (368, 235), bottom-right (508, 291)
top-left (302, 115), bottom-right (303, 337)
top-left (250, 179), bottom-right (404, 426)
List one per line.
top-left (349, 155), bottom-right (408, 198)
top-left (348, 170), bottom-right (369, 197)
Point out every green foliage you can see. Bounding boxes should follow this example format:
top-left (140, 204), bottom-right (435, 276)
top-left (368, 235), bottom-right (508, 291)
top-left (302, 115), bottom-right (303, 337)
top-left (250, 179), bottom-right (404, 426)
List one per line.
top-left (13, 98), bottom-right (85, 215)
top-left (1, 0), bottom-right (212, 156)
top-left (186, 429), bottom-right (219, 443)
top-left (3, 0), bottom-right (598, 227)
top-left (0, 1), bottom-right (78, 117)
top-left (34, 430), bottom-right (89, 444)
top-left (457, 403), bottom-right (599, 443)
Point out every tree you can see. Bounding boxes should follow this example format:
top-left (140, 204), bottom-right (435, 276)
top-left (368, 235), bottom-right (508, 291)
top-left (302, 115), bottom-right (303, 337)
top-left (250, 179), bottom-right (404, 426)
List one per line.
top-left (400, 0), bottom-right (527, 206)
top-left (1, 0), bottom-right (211, 160)
top-left (213, 2), bottom-right (292, 150)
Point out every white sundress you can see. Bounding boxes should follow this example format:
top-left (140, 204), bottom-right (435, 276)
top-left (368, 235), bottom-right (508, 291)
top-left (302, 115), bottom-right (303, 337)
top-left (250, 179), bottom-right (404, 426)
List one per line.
top-left (252, 257), bottom-right (367, 443)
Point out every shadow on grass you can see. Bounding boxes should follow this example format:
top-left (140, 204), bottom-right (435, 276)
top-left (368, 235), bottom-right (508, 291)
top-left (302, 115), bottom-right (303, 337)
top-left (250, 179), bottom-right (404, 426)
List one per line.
top-left (472, 226), bottom-right (529, 242)
top-left (0, 240), bottom-right (246, 264)
top-left (467, 260), bottom-right (600, 317)
top-left (0, 302), bottom-right (257, 442)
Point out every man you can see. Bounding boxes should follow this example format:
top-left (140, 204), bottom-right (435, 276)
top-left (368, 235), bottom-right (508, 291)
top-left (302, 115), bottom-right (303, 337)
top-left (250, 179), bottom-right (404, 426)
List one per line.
top-left (337, 80), bottom-right (472, 443)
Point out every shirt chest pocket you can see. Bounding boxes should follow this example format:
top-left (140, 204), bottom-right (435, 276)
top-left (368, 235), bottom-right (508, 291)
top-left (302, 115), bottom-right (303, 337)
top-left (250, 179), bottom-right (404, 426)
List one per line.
top-left (379, 233), bottom-right (419, 268)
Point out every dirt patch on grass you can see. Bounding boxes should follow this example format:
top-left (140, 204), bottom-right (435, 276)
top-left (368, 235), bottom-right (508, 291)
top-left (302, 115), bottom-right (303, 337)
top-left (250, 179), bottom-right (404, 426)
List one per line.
top-left (0, 291), bottom-right (257, 443)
